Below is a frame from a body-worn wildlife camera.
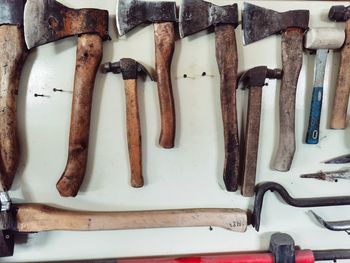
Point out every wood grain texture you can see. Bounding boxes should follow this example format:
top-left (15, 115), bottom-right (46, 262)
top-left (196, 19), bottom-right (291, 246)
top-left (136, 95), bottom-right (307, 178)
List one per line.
top-left (154, 22), bottom-right (176, 149)
top-left (56, 34), bottom-right (102, 197)
top-left (242, 86), bottom-right (262, 197)
top-left (0, 26), bottom-right (28, 190)
top-left (16, 204), bottom-right (247, 233)
top-left (331, 20), bottom-right (350, 129)
top-left (124, 79), bottom-right (143, 188)
top-left (273, 28), bottom-right (303, 172)
top-left (215, 24), bottom-right (239, 192)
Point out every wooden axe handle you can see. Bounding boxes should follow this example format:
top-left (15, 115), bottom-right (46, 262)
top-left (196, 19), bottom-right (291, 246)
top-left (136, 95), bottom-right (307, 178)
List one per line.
top-left (273, 28), bottom-right (303, 172)
top-left (124, 79), bottom-right (143, 188)
top-left (56, 34), bottom-right (103, 197)
top-left (242, 87), bottom-right (262, 197)
top-left (331, 20), bottom-right (350, 129)
top-left (154, 22), bottom-right (176, 149)
top-left (16, 204), bottom-right (247, 233)
top-left (0, 26), bottom-right (28, 190)
top-left (215, 24), bottom-right (239, 192)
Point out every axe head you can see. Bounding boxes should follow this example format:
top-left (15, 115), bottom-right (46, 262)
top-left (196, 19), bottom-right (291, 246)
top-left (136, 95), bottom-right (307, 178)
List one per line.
top-left (116, 0), bottom-right (177, 36)
top-left (23, 0), bottom-right (109, 49)
top-left (0, 0), bottom-right (25, 26)
top-left (179, 0), bottom-right (238, 38)
top-left (242, 2), bottom-right (309, 45)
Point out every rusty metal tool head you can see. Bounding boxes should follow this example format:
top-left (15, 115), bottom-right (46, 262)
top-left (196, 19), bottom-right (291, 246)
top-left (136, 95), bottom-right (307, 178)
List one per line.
top-left (179, 0), bottom-right (240, 192)
top-left (238, 67), bottom-right (282, 197)
top-left (117, 0), bottom-right (177, 149)
top-left (0, 0), bottom-right (25, 26)
top-left (252, 182), bottom-right (350, 231)
top-left (102, 58), bottom-right (153, 188)
top-left (243, 3), bottom-right (309, 172)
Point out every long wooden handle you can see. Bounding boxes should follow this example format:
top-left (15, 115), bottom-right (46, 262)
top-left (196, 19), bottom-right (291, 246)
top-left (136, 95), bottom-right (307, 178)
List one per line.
top-left (215, 24), bottom-right (239, 192)
top-left (56, 34), bottom-right (103, 197)
top-left (16, 204), bottom-right (247, 233)
top-left (0, 26), bottom-right (28, 190)
top-left (241, 86), bottom-right (262, 197)
top-left (273, 28), bottom-right (303, 172)
top-left (124, 79), bottom-right (143, 188)
top-left (154, 22), bottom-right (176, 149)
top-left (331, 20), bottom-right (350, 129)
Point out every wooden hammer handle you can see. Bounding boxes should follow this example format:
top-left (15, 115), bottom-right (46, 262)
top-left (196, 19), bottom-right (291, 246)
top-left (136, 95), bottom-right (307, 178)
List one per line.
top-left (0, 26), bottom-right (27, 190)
top-left (124, 79), bottom-right (143, 188)
top-left (273, 28), bottom-right (303, 172)
top-left (16, 204), bottom-right (247, 233)
top-left (215, 24), bottom-right (239, 192)
top-left (154, 22), bottom-right (176, 149)
top-left (56, 34), bottom-right (103, 197)
top-left (331, 20), bottom-right (350, 129)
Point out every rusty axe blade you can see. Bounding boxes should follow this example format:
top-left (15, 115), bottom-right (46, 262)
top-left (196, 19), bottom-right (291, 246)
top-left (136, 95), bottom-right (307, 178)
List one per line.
top-left (116, 0), bottom-right (177, 36)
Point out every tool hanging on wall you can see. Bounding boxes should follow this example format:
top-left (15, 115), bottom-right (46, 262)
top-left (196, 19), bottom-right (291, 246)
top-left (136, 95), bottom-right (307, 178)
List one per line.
top-left (324, 154), bottom-right (350, 164)
top-left (301, 167), bottom-right (350, 182)
top-left (309, 210), bottom-right (350, 234)
top-left (329, 5), bottom-right (350, 129)
top-left (101, 59), bottom-right (154, 188)
top-left (238, 66), bottom-right (282, 197)
top-left (242, 3), bottom-right (309, 172)
top-left (0, 0), bottom-right (28, 190)
top-left (179, 0), bottom-right (240, 192)
top-left (23, 0), bottom-right (110, 197)
top-left (116, 0), bottom-right (177, 149)
top-left (304, 28), bottom-right (345, 144)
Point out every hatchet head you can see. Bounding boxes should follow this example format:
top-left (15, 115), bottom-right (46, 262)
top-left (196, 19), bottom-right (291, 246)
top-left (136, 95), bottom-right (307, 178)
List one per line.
top-left (116, 0), bottom-right (177, 36)
top-left (23, 0), bottom-right (109, 49)
top-left (0, 192), bottom-right (16, 257)
top-left (242, 3), bottom-right (309, 45)
top-left (0, 0), bottom-right (25, 26)
top-left (179, 0), bottom-right (238, 38)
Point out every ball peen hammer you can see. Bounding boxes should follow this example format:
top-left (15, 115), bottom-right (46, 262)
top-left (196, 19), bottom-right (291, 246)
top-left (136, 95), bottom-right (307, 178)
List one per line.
top-left (23, 0), bottom-right (110, 197)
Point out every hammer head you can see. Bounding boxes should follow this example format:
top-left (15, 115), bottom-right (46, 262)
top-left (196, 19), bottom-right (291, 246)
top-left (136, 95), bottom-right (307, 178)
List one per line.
top-left (101, 58), bottom-right (154, 81)
top-left (0, 0), bottom-right (25, 26)
top-left (116, 0), bottom-right (177, 36)
top-left (304, 28), bottom-right (345, 50)
top-left (239, 66), bottom-right (282, 88)
top-left (179, 0), bottom-right (238, 38)
top-left (329, 5), bottom-right (350, 22)
top-left (242, 3), bottom-right (309, 45)
top-left (23, 0), bottom-right (109, 49)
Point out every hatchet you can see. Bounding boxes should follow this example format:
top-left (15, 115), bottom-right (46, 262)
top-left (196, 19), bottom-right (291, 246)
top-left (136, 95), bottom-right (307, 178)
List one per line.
top-left (0, 0), bottom-right (28, 190)
top-left (179, 0), bottom-right (240, 192)
top-left (23, 0), bottom-right (110, 197)
top-left (243, 3), bottom-right (309, 172)
top-left (0, 192), bottom-right (247, 257)
top-left (117, 0), bottom-right (177, 149)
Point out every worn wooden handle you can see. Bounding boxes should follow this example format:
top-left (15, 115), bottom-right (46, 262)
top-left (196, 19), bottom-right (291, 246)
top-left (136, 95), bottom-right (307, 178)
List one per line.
top-left (331, 20), bottom-right (350, 129)
top-left (273, 28), bottom-right (303, 172)
top-left (124, 79), bottom-right (143, 188)
top-left (154, 22), bottom-right (176, 149)
top-left (56, 34), bottom-right (103, 197)
top-left (0, 26), bottom-right (27, 190)
top-left (16, 204), bottom-right (247, 233)
top-left (215, 24), bottom-right (239, 192)
top-left (242, 87), bottom-right (262, 197)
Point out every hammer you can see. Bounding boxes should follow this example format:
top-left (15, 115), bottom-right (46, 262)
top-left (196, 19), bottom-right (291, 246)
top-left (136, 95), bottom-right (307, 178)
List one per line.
top-left (101, 59), bottom-right (154, 188)
top-left (238, 67), bottom-right (282, 197)
top-left (0, 192), bottom-right (247, 257)
top-left (329, 5), bottom-right (350, 129)
top-left (117, 0), bottom-right (177, 149)
top-left (179, 0), bottom-right (240, 192)
top-left (243, 3), bottom-right (309, 172)
top-left (0, 0), bottom-right (28, 190)
top-left (304, 28), bottom-right (345, 144)
top-left (23, 0), bottom-right (110, 197)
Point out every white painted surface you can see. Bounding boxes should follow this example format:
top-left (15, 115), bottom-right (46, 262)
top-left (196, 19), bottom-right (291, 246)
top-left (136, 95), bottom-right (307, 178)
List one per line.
top-left (4, 0), bottom-right (350, 262)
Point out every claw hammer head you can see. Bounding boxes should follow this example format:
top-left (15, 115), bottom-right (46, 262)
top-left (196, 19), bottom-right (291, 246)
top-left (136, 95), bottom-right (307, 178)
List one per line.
top-left (238, 66), bottom-right (283, 88)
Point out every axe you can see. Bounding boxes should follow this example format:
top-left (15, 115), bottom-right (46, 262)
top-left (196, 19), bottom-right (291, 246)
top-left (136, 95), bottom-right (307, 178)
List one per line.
top-left (179, 0), bottom-right (240, 192)
top-left (0, 0), bottom-right (28, 190)
top-left (0, 192), bottom-right (247, 257)
top-left (243, 3), bottom-right (309, 172)
top-left (117, 0), bottom-right (177, 149)
top-left (23, 0), bottom-right (110, 197)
